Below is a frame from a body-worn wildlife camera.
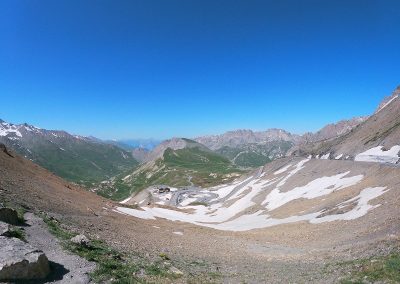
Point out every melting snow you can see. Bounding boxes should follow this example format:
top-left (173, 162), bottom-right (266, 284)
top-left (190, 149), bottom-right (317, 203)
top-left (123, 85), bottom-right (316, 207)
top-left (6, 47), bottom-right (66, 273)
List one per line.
top-left (355, 145), bottom-right (400, 164)
top-left (263, 172), bottom-right (363, 211)
top-left (321, 153), bottom-right (330, 160)
top-left (274, 164), bottom-right (292, 175)
top-left (114, 158), bottom-right (389, 232)
top-left (311, 187), bottom-right (387, 223)
top-left (115, 207), bottom-right (156, 220)
top-left (120, 197), bottom-right (132, 204)
top-left (276, 158), bottom-right (309, 187)
top-left (335, 154), bottom-right (343, 160)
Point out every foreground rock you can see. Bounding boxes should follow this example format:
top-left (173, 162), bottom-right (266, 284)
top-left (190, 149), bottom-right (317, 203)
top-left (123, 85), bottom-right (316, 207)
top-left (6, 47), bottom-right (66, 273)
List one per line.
top-left (0, 236), bottom-right (50, 281)
top-left (0, 207), bottom-right (19, 225)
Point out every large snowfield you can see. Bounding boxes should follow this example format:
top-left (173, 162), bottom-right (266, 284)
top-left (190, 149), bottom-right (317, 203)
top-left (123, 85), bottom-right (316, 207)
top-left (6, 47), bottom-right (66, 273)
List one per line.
top-left (115, 158), bottom-right (390, 232)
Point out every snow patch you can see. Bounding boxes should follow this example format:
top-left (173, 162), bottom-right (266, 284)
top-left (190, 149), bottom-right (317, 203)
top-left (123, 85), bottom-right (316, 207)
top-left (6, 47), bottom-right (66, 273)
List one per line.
top-left (321, 153), bottom-right (330, 160)
top-left (263, 172), bottom-right (364, 211)
top-left (120, 197), bottom-right (132, 204)
top-left (274, 164), bottom-right (292, 175)
top-left (335, 154), bottom-right (343, 160)
top-left (0, 122), bottom-right (22, 137)
top-left (355, 145), bottom-right (400, 164)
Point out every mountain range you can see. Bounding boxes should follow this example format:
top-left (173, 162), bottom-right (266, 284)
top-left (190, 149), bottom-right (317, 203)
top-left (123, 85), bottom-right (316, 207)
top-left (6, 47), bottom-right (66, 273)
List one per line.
top-left (0, 113), bottom-right (373, 199)
top-left (1, 85), bottom-right (400, 283)
top-left (1, 86), bottom-right (398, 201)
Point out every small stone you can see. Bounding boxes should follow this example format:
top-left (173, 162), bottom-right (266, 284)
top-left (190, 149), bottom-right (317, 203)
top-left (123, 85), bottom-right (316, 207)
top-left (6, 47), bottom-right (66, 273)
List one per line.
top-left (70, 234), bottom-right (91, 247)
top-left (169, 266), bottom-right (184, 276)
top-left (135, 268), bottom-right (146, 277)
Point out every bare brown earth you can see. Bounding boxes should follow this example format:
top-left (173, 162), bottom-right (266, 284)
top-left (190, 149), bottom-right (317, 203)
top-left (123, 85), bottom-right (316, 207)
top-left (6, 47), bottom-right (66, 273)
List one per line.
top-left (1, 147), bottom-right (399, 283)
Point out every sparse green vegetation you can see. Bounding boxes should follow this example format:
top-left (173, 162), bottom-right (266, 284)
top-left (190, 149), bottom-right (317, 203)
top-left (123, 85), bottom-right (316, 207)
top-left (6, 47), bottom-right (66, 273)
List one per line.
top-left (41, 213), bottom-right (178, 283)
top-left (97, 145), bottom-right (244, 201)
top-left (15, 207), bottom-right (27, 224)
top-left (159, 252), bottom-right (170, 261)
top-left (188, 201), bottom-right (208, 206)
top-left (216, 141), bottom-right (293, 168)
top-left (338, 253), bottom-right (400, 284)
top-left (7, 226), bottom-right (26, 242)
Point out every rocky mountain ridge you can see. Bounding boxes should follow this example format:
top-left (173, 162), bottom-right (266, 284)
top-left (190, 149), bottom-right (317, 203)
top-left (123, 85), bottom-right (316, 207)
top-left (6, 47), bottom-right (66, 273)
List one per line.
top-left (291, 86), bottom-right (400, 162)
top-left (0, 120), bottom-right (138, 185)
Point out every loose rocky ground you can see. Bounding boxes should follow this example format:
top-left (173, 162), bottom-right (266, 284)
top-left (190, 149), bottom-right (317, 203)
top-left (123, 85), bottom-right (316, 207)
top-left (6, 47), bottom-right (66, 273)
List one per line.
top-left (23, 212), bottom-right (96, 283)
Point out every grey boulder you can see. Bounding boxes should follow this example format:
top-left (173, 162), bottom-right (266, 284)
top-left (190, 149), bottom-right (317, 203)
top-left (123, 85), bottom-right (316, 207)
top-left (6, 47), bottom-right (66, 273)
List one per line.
top-left (0, 236), bottom-right (50, 280)
top-left (70, 234), bottom-right (91, 247)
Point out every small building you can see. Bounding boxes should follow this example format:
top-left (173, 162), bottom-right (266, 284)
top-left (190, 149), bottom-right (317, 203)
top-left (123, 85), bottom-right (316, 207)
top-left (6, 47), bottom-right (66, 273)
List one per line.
top-left (158, 187), bottom-right (170, 194)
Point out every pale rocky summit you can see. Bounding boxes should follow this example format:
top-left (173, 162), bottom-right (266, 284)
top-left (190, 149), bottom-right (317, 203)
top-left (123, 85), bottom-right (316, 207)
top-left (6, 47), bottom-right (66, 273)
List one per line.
top-left (144, 138), bottom-right (207, 162)
top-left (0, 236), bottom-right (50, 281)
top-left (375, 85), bottom-right (400, 114)
top-left (195, 128), bottom-right (301, 150)
top-left (302, 116), bottom-right (368, 143)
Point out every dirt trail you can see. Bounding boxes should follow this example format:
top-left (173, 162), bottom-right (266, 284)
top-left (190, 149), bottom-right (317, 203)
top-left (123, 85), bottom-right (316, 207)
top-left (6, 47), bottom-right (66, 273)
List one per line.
top-left (23, 213), bottom-right (96, 284)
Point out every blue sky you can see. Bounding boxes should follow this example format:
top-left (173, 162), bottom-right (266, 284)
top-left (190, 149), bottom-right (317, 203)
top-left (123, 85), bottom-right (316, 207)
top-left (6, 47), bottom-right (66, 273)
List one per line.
top-left (0, 0), bottom-right (399, 139)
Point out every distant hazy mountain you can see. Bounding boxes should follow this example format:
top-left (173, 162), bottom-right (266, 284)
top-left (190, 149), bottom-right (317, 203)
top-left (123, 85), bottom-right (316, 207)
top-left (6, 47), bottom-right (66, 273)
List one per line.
top-left (103, 140), bottom-right (137, 151)
top-left (116, 139), bottom-right (161, 150)
top-left (95, 138), bottom-right (242, 200)
top-left (0, 120), bottom-right (138, 185)
top-left (131, 147), bottom-right (149, 162)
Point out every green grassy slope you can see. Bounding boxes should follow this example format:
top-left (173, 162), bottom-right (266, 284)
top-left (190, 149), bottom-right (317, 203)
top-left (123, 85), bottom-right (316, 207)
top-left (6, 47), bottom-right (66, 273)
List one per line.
top-left (216, 141), bottom-right (293, 168)
top-left (96, 146), bottom-right (243, 201)
top-left (7, 138), bottom-right (139, 186)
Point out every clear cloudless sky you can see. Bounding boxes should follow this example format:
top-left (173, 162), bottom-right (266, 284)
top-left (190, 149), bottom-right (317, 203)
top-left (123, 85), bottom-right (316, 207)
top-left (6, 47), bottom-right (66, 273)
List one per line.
top-left (0, 0), bottom-right (399, 139)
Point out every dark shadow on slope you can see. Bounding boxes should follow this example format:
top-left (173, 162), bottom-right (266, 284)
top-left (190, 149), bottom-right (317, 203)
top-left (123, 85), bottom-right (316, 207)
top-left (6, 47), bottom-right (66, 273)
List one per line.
top-left (10, 261), bottom-right (70, 284)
